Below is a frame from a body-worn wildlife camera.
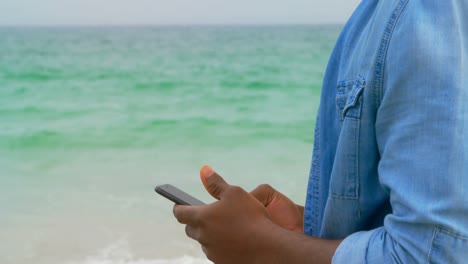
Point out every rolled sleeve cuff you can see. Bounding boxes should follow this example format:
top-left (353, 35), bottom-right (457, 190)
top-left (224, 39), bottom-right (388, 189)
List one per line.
top-left (332, 228), bottom-right (383, 264)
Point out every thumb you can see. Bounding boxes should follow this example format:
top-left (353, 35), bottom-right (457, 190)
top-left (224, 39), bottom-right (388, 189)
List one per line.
top-left (250, 184), bottom-right (278, 207)
top-left (200, 165), bottom-right (230, 200)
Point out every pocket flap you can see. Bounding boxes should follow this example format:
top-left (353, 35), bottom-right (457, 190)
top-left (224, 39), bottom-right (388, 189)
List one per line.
top-left (343, 84), bottom-right (364, 115)
top-left (336, 77), bottom-right (365, 120)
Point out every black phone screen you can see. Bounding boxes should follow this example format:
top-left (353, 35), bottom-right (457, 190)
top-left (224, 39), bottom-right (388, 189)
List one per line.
top-left (155, 184), bottom-right (205, 206)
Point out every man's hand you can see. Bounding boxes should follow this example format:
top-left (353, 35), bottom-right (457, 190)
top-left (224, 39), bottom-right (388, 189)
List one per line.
top-left (173, 165), bottom-right (342, 264)
top-left (173, 165), bottom-right (278, 264)
top-left (250, 184), bottom-right (304, 233)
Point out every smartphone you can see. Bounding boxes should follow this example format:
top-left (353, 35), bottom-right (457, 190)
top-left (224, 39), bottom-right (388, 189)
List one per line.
top-left (155, 184), bottom-right (205, 206)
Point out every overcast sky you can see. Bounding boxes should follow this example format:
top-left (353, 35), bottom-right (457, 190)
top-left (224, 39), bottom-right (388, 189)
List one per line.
top-left (0, 0), bottom-right (361, 26)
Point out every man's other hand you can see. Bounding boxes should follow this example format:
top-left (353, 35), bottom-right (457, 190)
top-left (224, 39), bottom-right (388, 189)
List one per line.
top-left (250, 184), bottom-right (304, 233)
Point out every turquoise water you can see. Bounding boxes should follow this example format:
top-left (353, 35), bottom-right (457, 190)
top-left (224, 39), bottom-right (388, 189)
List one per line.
top-left (0, 26), bottom-right (340, 264)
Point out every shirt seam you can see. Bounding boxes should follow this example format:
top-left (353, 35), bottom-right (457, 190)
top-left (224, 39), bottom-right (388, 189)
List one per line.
top-left (308, 112), bottom-right (321, 236)
top-left (427, 226), bottom-right (468, 263)
top-left (355, 104), bottom-right (361, 218)
top-left (329, 194), bottom-right (359, 200)
top-left (427, 227), bottom-right (439, 264)
top-left (438, 226), bottom-right (468, 241)
top-left (312, 119), bottom-right (320, 236)
top-left (374, 0), bottom-right (410, 107)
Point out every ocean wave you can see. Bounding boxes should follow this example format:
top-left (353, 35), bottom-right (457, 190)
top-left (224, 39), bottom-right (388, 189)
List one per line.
top-left (133, 81), bottom-right (184, 91)
top-left (74, 256), bottom-right (212, 264)
top-left (67, 239), bottom-right (212, 264)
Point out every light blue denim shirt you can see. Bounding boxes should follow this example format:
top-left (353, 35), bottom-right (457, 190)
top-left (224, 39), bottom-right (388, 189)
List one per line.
top-left (303, 0), bottom-right (468, 263)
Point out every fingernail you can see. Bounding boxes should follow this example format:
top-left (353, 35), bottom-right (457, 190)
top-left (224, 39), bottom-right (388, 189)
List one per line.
top-left (201, 165), bottom-right (215, 178)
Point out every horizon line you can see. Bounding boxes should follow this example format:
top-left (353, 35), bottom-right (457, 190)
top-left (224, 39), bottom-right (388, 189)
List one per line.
top-left (0, 22), bottom-right (345, 28)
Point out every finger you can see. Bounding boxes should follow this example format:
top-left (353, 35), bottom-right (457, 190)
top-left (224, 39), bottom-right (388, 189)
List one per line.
top-left (185, 225), bottom-right (199, 241)
top-left (201, 245), bottom-right (214, 262)
top-left (173, 204), bottom-right (199, 224)
top-left (250, 184), bottom-right (276, 206)
top-left (200, 165), bottom-right (230, 200)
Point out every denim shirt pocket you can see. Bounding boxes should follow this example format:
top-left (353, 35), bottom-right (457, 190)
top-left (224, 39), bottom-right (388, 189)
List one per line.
top-left (331, 76), bottom-right (366, 199)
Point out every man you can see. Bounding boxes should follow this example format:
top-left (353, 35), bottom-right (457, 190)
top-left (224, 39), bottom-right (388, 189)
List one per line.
top-left (173, 1), bottom-right (468, 263)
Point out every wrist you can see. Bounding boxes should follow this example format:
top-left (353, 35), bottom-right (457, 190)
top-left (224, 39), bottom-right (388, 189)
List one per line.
top-left (252, 220), bottom-right (288, 264)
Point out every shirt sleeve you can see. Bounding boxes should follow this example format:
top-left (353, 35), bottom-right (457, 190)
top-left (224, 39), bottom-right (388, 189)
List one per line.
top-left (333, 1), bottom-right (468, 263)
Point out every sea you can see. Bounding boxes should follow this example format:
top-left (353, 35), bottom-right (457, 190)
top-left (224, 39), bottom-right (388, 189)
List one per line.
top-left (0, 25), bottom-right (341, 264)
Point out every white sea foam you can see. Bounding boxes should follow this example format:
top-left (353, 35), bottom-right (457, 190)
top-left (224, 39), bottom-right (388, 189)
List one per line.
top-left (67, 239), bottom-right (212, 264)
top-left (76, 256), bottom-right (212, 264)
